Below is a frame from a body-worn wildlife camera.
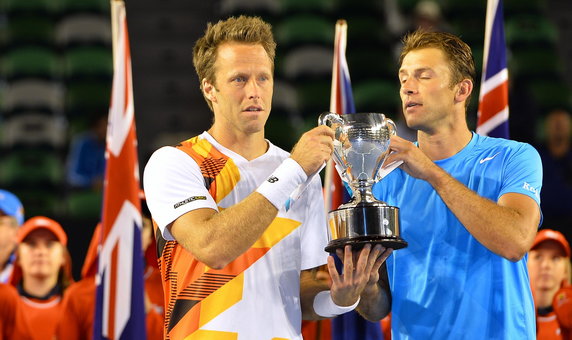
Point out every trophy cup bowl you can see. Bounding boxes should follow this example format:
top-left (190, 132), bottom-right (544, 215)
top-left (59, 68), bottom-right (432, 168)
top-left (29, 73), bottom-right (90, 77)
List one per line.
top-left (319, 112), bottom-right (408, 253)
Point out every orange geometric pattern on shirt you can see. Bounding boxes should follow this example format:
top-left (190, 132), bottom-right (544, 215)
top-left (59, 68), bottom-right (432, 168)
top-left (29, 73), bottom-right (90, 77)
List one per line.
top-left (164, 217), bottom-right (300, 339)
top-left (156, 137), bottom-right (301, 339)
top-left (176, 136), bottom-right (238, 203)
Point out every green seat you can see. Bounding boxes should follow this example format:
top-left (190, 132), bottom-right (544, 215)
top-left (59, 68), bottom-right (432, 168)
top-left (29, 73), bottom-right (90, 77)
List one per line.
top-left (504, 0), bottom-right (544, 16)
top-left (347, 47), bottom-right (397, 82)
top-left (1, 15), bottom-right (55, 47)
top-left (345, 15), bottom-right (392, 48)
top-left (265, 114), bottom-right (301, 152)
top-left (442, 0), bottom-right (485, 17)
top-left (394, 0), bottom-right (420, 15)
top-left (505, 15), bottom-right (558, 48)
top-left (353, 80), bottom-right (400, 115)
top-left (0, 149), bottom-right (64, 187)
top-left (296, 79), bottom-right (332, 117)
top-left (65, 80), bottom-right (111, 116)
top-left (9, 188), bottom-right (63, 217)
top-left (66, 189), bottom-right (102, 219)
top-left (0, 46), bottom-right (61, 79)
top-left (63, 46), bottom-right (113, 80)
top-left (59, 0), bottom-right (109, 14)
top-left (279, 0), bottom-right (339, 14)
top-left (274, 14), bottom-right (334, 49)
top-left (337, 0), bottom-right (382, 15)
top-left (220, 0), bottom-right (280, 17)
top-left (510, 48), bottom-right (564, 80)
top-left (450, 18), bottom-right (485, 47)
top-left (527, 80), bottom-right (572, 113)
top-left (0, 0), bottom-right (59, 14)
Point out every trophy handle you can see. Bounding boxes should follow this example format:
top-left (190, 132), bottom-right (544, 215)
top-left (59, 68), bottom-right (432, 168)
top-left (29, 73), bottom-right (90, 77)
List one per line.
top-left (385, 117), bottom-right (397, 137)
top-left (318, 112), bottom-right (344, 127)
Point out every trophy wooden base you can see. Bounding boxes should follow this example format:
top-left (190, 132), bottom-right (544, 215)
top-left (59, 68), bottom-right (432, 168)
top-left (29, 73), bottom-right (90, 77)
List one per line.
top-left (325, 235), bottom-right (408, 253)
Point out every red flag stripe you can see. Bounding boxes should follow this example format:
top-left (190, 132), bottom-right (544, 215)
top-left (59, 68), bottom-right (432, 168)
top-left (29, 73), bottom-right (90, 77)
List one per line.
top-left (478, 81), bottom-right (508, 124)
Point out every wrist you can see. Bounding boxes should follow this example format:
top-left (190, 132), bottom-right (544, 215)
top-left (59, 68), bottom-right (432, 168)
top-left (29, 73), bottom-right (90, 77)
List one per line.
top-left (256, 158), bottom-right (307, 209)
top-left (313, 290), bottom-right (360, 318)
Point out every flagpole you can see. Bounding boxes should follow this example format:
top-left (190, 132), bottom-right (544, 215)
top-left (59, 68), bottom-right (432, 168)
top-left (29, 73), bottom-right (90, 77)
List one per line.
top-left (324, 20), bottom-right (347, 212)
top-left (111, 0), bottom-right (124, 62)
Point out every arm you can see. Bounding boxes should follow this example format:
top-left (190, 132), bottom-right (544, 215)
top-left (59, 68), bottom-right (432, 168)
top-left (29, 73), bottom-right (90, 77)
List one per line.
top-left (170, 126), bottom-right (335, 269)
top-left (384, 135), bottom-right (540, 261)
top-left (170, 194), bottom-right (280, 269)
top-left (356, 260), bottom-right (392, 321)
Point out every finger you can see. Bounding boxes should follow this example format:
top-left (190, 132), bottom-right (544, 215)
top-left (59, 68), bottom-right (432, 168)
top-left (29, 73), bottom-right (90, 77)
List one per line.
top-left (365, 244), bottom-right (383, 272)
top-left (336, 248), bottom-right (344, 262)
top-left (316, 125), bottom-right (335, 138)
top-left (326, 255), bottom-right (341, 287)
top-left (355, 243), bottom-right (372, 275)
top-left (343, 245), bottom-right (354, 281)
top-left (373, 248), bottom-right (393, 270)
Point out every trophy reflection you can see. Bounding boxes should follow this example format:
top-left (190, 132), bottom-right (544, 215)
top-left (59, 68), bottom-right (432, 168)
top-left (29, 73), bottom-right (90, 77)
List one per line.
top-left (319, 112), bottom-right (407, 253)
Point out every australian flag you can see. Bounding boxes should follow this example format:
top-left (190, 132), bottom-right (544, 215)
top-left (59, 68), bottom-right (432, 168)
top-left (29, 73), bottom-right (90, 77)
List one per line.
top-left (477, 0), bottom-right (509, 138)
top-left (93, 2), bottom-right (147, 339)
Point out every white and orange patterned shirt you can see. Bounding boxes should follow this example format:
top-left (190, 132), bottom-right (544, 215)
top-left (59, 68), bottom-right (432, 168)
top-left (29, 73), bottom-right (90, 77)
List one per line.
top-left (144, 132), bottom-right (328, 340)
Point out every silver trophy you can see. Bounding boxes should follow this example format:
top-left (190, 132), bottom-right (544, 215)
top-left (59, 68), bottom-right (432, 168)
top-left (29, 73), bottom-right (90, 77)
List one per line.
top-left (319, 112), bottom-right (407, 252)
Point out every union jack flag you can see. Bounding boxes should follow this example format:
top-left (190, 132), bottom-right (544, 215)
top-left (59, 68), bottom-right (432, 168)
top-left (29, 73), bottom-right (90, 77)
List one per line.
top-left (93, 2), bottom-right (146, 339)
top-left (477, 0), bottom-right (509, 138)
top-left (326, 19), bottom-right (384, 340)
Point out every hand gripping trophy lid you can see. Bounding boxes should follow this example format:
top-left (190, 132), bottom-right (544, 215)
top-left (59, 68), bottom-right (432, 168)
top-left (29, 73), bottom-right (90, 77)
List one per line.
top-left (319, 112), bottom-right (408, 253)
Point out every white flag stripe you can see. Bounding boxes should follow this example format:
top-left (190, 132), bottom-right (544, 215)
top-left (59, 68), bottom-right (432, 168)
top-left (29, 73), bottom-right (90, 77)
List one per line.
top-left (478, 68), bottom-right (509, 100)
top-left (476, 107), bottom-right (509, 135)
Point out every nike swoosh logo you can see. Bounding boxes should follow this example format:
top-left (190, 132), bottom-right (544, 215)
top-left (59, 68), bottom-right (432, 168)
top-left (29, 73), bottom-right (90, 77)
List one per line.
top-left (479, 152), bottom-right (501, 164)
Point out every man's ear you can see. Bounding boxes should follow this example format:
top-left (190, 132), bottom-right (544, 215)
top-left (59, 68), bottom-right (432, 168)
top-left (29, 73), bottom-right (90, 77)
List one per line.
top-left (455, 79), bottom-right (473, 103)
top-left (202, 78), bottom-right (217, 104)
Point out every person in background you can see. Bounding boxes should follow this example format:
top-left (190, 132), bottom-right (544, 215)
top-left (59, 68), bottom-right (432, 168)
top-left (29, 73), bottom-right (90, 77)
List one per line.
top-left (65, 113), bottom-right (107, 190)
top-left (528, 229), bottom-right (572, 339)
top-left (536, 109), bottom-right (572, 245)
top-left (0, 189), bottom-right (24, 283)
top-left (360, 30), bottom-right (542, 338)
top-left (56, 196), bottom-right (163, 340)
top-left (10, 216), bottom-right (73, 340)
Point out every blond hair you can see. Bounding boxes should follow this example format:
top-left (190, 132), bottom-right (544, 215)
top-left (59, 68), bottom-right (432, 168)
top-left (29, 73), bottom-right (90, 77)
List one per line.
top-left (193, 16), bottom-right (276, 111)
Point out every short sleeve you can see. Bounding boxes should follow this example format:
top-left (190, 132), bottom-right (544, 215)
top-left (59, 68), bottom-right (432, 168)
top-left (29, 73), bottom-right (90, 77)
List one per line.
top-left (143, 146), bottom-right (218, 240)
top-left (499, 143), bottom-right (543, 205)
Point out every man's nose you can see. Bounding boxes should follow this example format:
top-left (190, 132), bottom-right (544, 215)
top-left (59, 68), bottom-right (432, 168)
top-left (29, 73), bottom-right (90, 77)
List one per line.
top-left (401, 79), bottom-right (417, 95)
top-left (246, 79), bottom-right (260, 99)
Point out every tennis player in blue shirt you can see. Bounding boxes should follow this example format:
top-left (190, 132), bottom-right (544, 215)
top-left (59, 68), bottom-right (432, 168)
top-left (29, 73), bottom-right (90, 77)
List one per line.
top-left (357, 30), bottom-right (542, 339)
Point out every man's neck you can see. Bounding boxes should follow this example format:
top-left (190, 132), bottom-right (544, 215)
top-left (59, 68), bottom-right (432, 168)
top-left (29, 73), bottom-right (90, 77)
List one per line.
top-left (207, 127), bottom-right (268, 161)
top-left (417, 127), bottom-right (473, 161)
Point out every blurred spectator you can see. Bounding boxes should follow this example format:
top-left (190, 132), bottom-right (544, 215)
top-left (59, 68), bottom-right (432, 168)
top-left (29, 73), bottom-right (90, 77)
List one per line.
top-left (0, 283), bottom-right (26, 340)
top-left (56, 196), bottom-right (163, 340)
top-left (0, 190), bottom-right (24, 283)
top-left (537, 109), bottom-right (572, 244)
top-left (528, 229), bottom-right (571, 339)
top-left (66, 113), bottom-right (107, 190)
top-left (10, 217), bottom-right (73, 340)
top-left (384, 0), bottom-right (452, 60)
